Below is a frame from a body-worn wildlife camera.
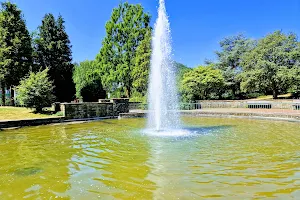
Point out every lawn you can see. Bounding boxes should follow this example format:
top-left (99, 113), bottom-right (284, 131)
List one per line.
top-left (0, 107), bottom-right (59, 121)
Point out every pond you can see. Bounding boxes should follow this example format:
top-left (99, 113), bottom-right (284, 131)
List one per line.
top-left (0, 117), bottom-right (299, 199)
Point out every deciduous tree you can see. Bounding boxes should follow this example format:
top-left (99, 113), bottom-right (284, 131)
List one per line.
top-left (132, 29), bottom-right (151, 96)
top-left (96, 2), bottom-right (151, 98)
top-left (212, 34), bottom-right (255, 99)
top-left (180, 66), bottom-right (224, 101)
top-left (240, 31), bottom-right (300, 99)
top-left (73, 60), bottom-right (106, 102)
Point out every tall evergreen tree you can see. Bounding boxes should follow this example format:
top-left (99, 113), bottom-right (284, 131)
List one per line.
top-left (36, 14), bottom-right (75, 102)
top-left (96, 2), bottom-right (151, 98)
top-left (0, 2), bottom-right (33, 105)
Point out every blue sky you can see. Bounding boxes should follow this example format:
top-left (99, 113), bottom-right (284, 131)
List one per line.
top-left (12, 0), bottom-right (300, 67)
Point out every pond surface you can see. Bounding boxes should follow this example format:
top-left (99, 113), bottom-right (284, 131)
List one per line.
top-left (0, 117), bottom-right (299, 199)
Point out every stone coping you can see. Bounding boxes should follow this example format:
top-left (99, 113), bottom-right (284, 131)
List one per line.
top-left (0, 116), bottom-right (117, 129)
top-left (0, 117), bottom-right (65, 129)
top-left (2, 108), bottom-right (299, 130)
top-left (61, 102), bottom-right (113, 105)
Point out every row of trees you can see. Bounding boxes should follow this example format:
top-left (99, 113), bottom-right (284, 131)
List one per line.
top-left (73, 2), bottom-right (300, 104)
top-left (181, 31), bottom-right (300, 101)
top-left (1, 1), bottom-right (299, 111)
top-left (0, 2), bottom-right (74, 106)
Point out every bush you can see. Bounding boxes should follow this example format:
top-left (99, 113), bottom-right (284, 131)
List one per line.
top-left (81, 79), bottom-right (106, 102)
top-left (16, 68), bottom-right (54, 113)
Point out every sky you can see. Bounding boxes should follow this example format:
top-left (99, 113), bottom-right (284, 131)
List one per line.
top-left (12, 0), bottom-right (300, 68)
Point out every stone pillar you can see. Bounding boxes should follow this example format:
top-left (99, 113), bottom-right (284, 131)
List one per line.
top-left (52, 102), bottom-right (61, 112)
top-left (112, 98), bottom-right (129, 115)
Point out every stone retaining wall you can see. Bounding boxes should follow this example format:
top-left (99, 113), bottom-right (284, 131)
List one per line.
top-left (62, 98), bottom-right (129, 120)
top-left (129, 102), bottom-right (143, 110)
top-left (0, 117), bottom-right (64, 129)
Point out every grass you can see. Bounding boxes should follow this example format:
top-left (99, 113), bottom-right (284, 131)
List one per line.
top-left (0, 106), bottom-right (60, 121)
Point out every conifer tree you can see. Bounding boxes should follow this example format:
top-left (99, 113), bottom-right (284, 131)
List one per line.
top-left (0, 2), bottom-right (33, 105)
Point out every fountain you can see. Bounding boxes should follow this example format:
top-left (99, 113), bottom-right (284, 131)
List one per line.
top-left (147, 0), bottom-right (181, 131)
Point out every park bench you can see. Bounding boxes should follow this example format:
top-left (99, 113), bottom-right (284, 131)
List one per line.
top-left (292, 100), bottom-right (300, 110)
top-left (247, 101), bottom-right (272, 109)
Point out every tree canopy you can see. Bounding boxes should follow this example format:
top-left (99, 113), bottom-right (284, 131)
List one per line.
top-left (180, 66), bottom-right (224, 102)
top-left (211, 34), bottom-right (255, 99)
top-left (96, 2), bottom-right (151, 98)
top-left (240, 31), bottom-right (300, 99)
top-left (16, 68), bottom-right (54, 112)
top-left (73, 60), bottom-right (106, 102)
top-left (132, 29), bottom-right (152, 96)
top-left (0, 2), bottom-right (33, 105)
top-left (35, 14), bottom-right (75, 102)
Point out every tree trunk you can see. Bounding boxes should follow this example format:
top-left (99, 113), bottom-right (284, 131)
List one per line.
top-left (232, 86), bottom-right (236, 99)
top-left (126, 86), bottom-right (131, 98)
top-left (10, 87), bottom-right (15, 106)
top-left (273, 90), bottom-right (278, 99)
top-left (1, 82), bottom-right (5, 106)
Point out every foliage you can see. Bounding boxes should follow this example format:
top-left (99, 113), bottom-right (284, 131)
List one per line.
top-left (96, 2), bottom-right (151, 97)
top-left (180, 66), bottom-right (224, 102)
top-left (0, 2), bottom-right (33, 105)
top-left (35, 14), bottom-right (75, 102)
top-left (81, 79), bottom-right (106, 102)
top-left (73, 60), bottom-right (106, 101)
top-left (175, 62), bottom-right (192, 85)
top-left (240, 31), bottom-right (300, 99)
top-left (288, 65), bottom-right (300, 98)
top-left (211, 34), bottom-right (255, 99)
top-left (132, 29), bottom-right (152, 96)
top-left (16, 69), bottom-right (54, 112)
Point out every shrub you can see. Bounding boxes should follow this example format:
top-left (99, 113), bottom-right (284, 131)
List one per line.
top-left (16, 68), bottom-right (54, 113)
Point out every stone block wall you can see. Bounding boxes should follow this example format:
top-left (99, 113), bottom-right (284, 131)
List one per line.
top-left (61, 98), bottom-right (129, 120)
top-left (112, 98), bottom-right (129, 115)
top-left (129, 102), bottom-right (143, 110)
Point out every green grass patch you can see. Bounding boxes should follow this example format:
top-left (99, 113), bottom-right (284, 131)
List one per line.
top-left (0, 107), bottom-right (61, 121)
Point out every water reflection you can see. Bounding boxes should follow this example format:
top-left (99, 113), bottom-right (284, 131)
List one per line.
top-left (0, 125), bottom-right (75, 199)
top-left (0, 118), bottom-right (299, 199)
top-left (66, 122), bottom-right (156, 199)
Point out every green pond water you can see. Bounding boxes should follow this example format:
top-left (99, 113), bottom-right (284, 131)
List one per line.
top-left (0, 117), bottom-right (299, 199)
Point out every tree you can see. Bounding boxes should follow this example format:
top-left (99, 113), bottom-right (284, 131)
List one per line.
top-left (132, 29), bottom-right (151, 96)
top-left (80, 79), bottom-right (106, 102)
top-left (240, 31), bottom-right (300, 99)
top-left (0, 2), bottom-right (33, 105)
top-left (211, 34), bottom-right (255, 99)
top-left (35, 14), bottom-right (75, 102)
top-left (96, 2), bottom-right (151, 97)
top-left (180, 66), bottom-right (224, 102)
top-left (288, 65), bottom-right (300, 98)
top-left (73, 60), bottom-right (106, 101)
top-left (175, 62), bottom-right (192, 85)
top-left (16, 68), bottom-right (54, 113)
